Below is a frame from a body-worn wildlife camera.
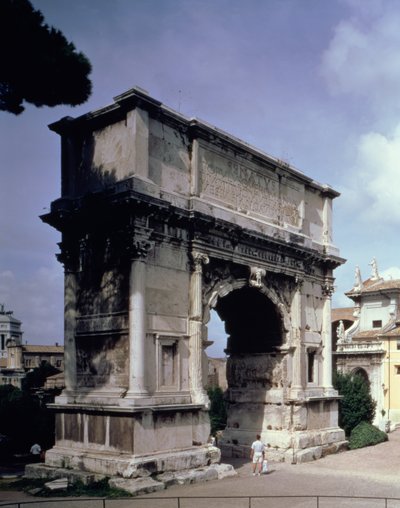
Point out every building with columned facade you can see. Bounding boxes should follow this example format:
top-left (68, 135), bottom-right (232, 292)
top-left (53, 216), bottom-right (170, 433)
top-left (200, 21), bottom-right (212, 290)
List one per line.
top-left (334, 259), bottom-right (400, 431)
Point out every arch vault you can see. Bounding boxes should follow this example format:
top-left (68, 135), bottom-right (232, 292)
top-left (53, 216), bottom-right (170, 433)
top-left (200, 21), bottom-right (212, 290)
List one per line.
top-left (39, 87), bottom-right (346, 478)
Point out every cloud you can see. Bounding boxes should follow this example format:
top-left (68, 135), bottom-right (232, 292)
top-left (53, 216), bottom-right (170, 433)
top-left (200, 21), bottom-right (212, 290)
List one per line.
top-left (338, 123), bottom-right (400, 224)
top-left (380, 266), bottom-right (400, 280)
top-left (321, 1), bottom-right (400, 111)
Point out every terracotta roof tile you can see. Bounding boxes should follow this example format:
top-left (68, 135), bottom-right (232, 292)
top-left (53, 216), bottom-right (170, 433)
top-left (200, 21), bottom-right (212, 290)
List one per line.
top-left (332, 307), bottom-right (356, 323)
top-left (352, 330), bottom-right (381, 340)
top-left (380, 325), bottom-right (400, 337)
top-left (22, 345), bottom-right (64, 354)
top-left (346, 278), bottom-right (400, 296)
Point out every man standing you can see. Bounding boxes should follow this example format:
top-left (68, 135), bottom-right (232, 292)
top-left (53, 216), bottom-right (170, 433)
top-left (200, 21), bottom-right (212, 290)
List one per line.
top-left (250, 434), bottom-right (265, 476)
top-left (30, 443), bottom-right (41, 462)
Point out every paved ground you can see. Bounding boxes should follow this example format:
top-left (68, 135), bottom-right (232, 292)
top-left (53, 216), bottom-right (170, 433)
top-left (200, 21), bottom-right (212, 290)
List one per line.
top-left (1, 430), bottom-right (400, 507)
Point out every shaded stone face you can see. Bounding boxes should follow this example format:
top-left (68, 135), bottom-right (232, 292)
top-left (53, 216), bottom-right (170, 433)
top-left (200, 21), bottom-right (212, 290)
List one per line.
top-left (42, 87), bottom-right (346, 474)
top-left (76, 334), bottom-right (129, 389)
top-left (109, 415), bottom-right (134, 452)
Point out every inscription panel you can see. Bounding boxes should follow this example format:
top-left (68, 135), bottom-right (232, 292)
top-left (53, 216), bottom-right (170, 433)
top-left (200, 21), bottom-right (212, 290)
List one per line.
top-left (199, 147), bottom-right (301, 227)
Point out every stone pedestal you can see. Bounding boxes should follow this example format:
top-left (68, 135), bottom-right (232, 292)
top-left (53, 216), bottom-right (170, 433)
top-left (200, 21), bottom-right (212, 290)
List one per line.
top-left (44, 404), bottom-right (213, 477)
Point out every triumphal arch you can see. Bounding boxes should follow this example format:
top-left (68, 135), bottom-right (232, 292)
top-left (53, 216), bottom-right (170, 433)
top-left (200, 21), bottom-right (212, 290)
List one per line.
top-left (41, 87), bottom-right (346, 477)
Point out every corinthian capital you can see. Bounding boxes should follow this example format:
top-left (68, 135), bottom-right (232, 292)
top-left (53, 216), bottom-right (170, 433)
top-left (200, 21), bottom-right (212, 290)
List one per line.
top-left (128, 238), bottom-right (154, 260)
top-left (321, 282), bottom-right (335, 297)
top-left (56, 241), bottom-right (79, 272)
top-left (191, 251), bottom-right (209, 273)
top-left (118, 226), bottom-right (154, 261)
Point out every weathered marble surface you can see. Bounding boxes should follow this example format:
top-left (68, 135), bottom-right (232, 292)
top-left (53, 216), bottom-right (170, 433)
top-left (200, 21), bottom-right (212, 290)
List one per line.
top-left (41, 87), bottom-right (345, 476)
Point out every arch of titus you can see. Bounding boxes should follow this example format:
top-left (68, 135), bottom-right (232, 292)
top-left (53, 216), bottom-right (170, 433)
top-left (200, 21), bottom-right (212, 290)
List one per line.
top-left (41, 87), bottom-right (346, 477)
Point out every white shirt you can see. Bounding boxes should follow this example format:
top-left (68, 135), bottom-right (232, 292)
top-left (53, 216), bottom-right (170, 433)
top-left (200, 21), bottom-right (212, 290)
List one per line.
top-left (30, 444), bottom-right (41, 455)
top-left (251, 439), bottom-right (265, 453)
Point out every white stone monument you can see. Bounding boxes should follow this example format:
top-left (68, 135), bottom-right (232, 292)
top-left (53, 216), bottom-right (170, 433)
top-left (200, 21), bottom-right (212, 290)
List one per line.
top-left (39, 87), bottom-right (346, 477)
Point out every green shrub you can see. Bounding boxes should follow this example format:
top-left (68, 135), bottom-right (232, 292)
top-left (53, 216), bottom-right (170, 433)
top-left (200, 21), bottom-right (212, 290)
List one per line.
top-left (333, 371), bottom-right (376, 436)
top-left (207, 386), bottom-right (227, 435)
top-left (0, 382), bottom-right (58, 454)
top-left (22, 361), bottom-right (60, 391)
top-left (348, 421), bottom-right (388, 450)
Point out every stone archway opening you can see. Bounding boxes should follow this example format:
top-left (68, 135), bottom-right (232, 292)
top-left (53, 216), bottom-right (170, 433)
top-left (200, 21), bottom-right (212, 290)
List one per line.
top-left (351, 367), bottom-right (370, 386)
top-left (212, 285), bottom-right (286, 457)
top-left (215, 286), bottom-right (283, 355)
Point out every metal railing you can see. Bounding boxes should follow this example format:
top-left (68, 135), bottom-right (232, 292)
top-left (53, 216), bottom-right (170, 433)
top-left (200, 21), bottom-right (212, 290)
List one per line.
top-left (1, 495), bottom-right (400, 508)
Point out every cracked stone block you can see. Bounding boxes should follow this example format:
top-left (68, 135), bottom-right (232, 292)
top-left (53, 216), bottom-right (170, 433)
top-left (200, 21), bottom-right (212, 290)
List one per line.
top-left (109, 477), bottom-right (165, 496)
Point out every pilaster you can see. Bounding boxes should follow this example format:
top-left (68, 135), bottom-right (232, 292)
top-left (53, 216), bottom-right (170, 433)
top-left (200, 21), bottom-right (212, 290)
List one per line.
top-left (128, 107), bottom-right (149, 180)
top-left (322, 195), bottom-right (333, 246)
top-left (57, 242), bottom-right (79, 394)
top-left (322, 281), bottom-right (335, 393)
top-left (189, 251), bottom-right (209, 407)
top-left (190, 138), bottom-right (201, 196)
top-left (290, 279), bottom-right (305, 399)
top-left (126, 229), bottom-right (154, 398)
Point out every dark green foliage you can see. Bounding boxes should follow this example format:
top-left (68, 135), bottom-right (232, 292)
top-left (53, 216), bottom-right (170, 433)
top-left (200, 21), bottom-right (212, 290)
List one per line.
top-left (207, 386), bottom-right (227, 435)
top-left (0, 384), bottom-right (38, 454)
top-left (348, 422), bottom-right (388, 450)
top-left (0, 0), bottom-right (92, 114)
top-left (0, 478), bottom-right (46, 491)
top-left (0, 477), bottom-right (133, 498)
top-left (0, 374), bottom-right (59, 456)
top-left (333, 371), bottom-right (376, 436)
top-left (22, 361), bottom-right (60, 391)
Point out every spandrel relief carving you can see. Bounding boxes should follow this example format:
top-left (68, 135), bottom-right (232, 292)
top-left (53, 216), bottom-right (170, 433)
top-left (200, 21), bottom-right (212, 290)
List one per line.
top-left (203, 263), bottom-right (248, 319)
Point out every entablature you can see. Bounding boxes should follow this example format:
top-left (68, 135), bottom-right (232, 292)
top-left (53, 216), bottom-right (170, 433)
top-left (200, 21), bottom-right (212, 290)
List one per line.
top-left (41, 182), bottom-right (344, 281)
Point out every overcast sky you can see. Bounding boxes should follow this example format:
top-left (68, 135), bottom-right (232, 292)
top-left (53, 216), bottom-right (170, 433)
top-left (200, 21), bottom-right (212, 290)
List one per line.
top-left (2, 0), bottom-right (400, 356)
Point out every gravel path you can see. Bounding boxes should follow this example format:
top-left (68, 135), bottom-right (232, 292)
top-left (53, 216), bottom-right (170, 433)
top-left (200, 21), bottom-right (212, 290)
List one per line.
top-left (1, 430), bottom-right (399, 506)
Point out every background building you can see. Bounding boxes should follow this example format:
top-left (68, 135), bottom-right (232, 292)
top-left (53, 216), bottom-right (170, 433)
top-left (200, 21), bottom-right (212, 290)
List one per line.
top-left (334, 260), bottom-right (400, 431)
top-left (207, 357), bottom-right (228, 391)
top-left (0, 304), bottom-right (64, 389)
top-left (0, 342), bottom-right (64, 388)
top-left (0, 304), bottom-right (23, 359)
